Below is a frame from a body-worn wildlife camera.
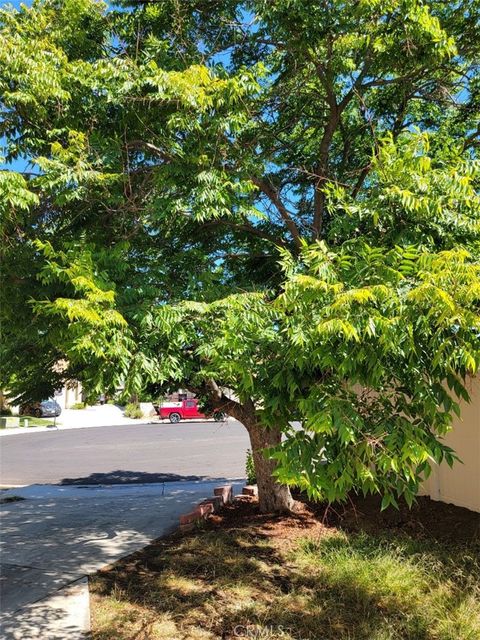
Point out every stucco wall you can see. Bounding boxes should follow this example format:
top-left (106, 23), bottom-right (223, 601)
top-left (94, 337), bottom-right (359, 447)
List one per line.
top-left (419, 376), bottom-right (480, 513)
top-left (54, 382), bottom-right (83, 409)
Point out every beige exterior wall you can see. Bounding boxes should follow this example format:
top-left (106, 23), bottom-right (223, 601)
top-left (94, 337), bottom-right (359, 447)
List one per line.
top-left (54, 381), bottom-right (83, 409)
top-left (420, 376), bottom-right (480, 513)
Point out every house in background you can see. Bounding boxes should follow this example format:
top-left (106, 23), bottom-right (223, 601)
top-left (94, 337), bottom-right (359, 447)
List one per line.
top-left (166, 389), bottom-right (196, 402)
top-left (53, 381), bottom-right (84, 410)
top-left (1, 379), bottom-right (84, 414)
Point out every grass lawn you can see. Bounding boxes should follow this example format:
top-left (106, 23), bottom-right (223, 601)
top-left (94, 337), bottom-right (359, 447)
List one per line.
top-left (0, 416), bottom-right (55, 428)
top-left (90, 495), bottom-right (480, 640)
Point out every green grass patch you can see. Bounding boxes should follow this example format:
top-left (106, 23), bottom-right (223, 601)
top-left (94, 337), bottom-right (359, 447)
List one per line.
top-left (0, 416), bottom-right (55, 428)
top-left (292, 532), bottom-right (480, 640)
top-left (90, 499), bottom-right (480, 640)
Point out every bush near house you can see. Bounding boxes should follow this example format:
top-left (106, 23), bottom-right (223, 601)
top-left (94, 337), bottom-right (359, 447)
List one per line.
top-left (124, 403), bottom-right (143, 419)
top-left (70, 402), bottom-right (86, 410)
top-left (245, 449), bottom-right (257, 485)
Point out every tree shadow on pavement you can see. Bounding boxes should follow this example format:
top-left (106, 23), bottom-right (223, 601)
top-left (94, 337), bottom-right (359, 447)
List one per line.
top-left (1, 479), bottom-right (238, 618)
top-left (59, 470), bottom-right (240, 485)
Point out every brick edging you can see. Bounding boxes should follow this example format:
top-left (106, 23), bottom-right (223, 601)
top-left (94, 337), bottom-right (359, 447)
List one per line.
top-left (178, 484), bottom-right (234, 532)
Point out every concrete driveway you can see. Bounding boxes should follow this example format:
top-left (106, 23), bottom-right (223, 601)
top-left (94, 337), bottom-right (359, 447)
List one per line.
top-left (0, 480), bottom-right (240, 639)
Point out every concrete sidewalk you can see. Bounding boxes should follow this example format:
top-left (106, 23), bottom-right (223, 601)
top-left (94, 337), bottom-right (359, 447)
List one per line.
top-left (0, 480), bottom-right (240, 639)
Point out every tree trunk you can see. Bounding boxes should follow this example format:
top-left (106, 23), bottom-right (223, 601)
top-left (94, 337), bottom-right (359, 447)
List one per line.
top-left (199, 381), bottom-right (295, 514)
top-left (247, 420), bottom-right (295, 514)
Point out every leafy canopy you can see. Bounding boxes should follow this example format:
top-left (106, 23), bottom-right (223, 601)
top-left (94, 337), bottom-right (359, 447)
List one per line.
top-left (1, 0), bottom-right (479, 504)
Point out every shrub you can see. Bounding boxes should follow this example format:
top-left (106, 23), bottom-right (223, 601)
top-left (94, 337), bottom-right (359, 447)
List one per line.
top-left (0, 407), bottom-right (12, 416)
top-left (245, 449), bottom-right (256, 484)
top-left (70, 402), bottom-right (85, 410)
top-left (124, 403), bottom-right (143, 419)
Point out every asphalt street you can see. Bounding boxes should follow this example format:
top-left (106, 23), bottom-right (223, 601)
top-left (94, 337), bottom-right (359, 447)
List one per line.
top-left (0, 420), bottom-right (250, 486)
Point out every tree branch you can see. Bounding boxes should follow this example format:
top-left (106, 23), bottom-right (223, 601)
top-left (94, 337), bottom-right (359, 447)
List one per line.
top-left (463, 125), bottom-right (480, 151)
top-left (204, 379), bottom-right (253, 423)
top-left (351, 164), bottom-right (371, 199)
top-left (312, 53), bottom-right (375, 237)
top-left (201, 219), bottom-right (289, 248)
top-left (312, 105), bottom-right (340, 238)
top-left (126, 140), bottom-right (173, 162)
top-left (250, 177), bottom-right (302, 250)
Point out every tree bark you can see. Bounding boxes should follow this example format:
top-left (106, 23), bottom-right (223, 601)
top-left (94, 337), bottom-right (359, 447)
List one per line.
top-left (247, 420), bottom-right (295, 514)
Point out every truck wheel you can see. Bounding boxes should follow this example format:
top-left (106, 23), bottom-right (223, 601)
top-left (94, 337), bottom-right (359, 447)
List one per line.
top-left (169, 412), bottom-right (181, 423)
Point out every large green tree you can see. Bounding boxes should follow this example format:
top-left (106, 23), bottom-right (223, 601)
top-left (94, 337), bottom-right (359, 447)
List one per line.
top-left (1, 0), bottom-right (479, 511)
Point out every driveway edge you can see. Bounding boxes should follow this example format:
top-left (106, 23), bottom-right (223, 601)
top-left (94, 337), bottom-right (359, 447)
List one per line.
top-left (1, 577), bottom-right (90, 640)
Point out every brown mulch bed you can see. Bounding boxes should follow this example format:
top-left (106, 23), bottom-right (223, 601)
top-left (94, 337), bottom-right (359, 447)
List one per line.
top-left (307, 493), bottom-right (480, 543)
top-left (208, 492), bottom-right (480, 546)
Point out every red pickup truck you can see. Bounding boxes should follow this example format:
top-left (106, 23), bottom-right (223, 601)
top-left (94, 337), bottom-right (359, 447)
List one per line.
top-left (154, 399), bottom-right (226, 423)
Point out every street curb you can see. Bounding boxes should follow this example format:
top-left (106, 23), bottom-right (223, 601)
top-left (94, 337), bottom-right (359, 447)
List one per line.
top-left (0, 416), bottom-right (232, 437)
top-left (0, 484), bottom-right (28, 490)
top-left (0, 420), bottom-right (156, 437)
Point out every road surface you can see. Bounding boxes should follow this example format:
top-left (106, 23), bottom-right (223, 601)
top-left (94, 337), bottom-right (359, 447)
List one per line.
top-left (0, 420), bottom-right (249, 486)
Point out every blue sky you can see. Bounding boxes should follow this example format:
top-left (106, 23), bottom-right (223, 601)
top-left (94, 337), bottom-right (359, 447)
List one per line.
top-left (2, 0), bottom-right (31, 9)
top-left (1, 1), bottom-right (33, 171)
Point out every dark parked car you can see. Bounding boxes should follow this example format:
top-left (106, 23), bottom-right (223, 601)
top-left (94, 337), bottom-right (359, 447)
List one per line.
top-left (19, 400), bottom-right (62, 418)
